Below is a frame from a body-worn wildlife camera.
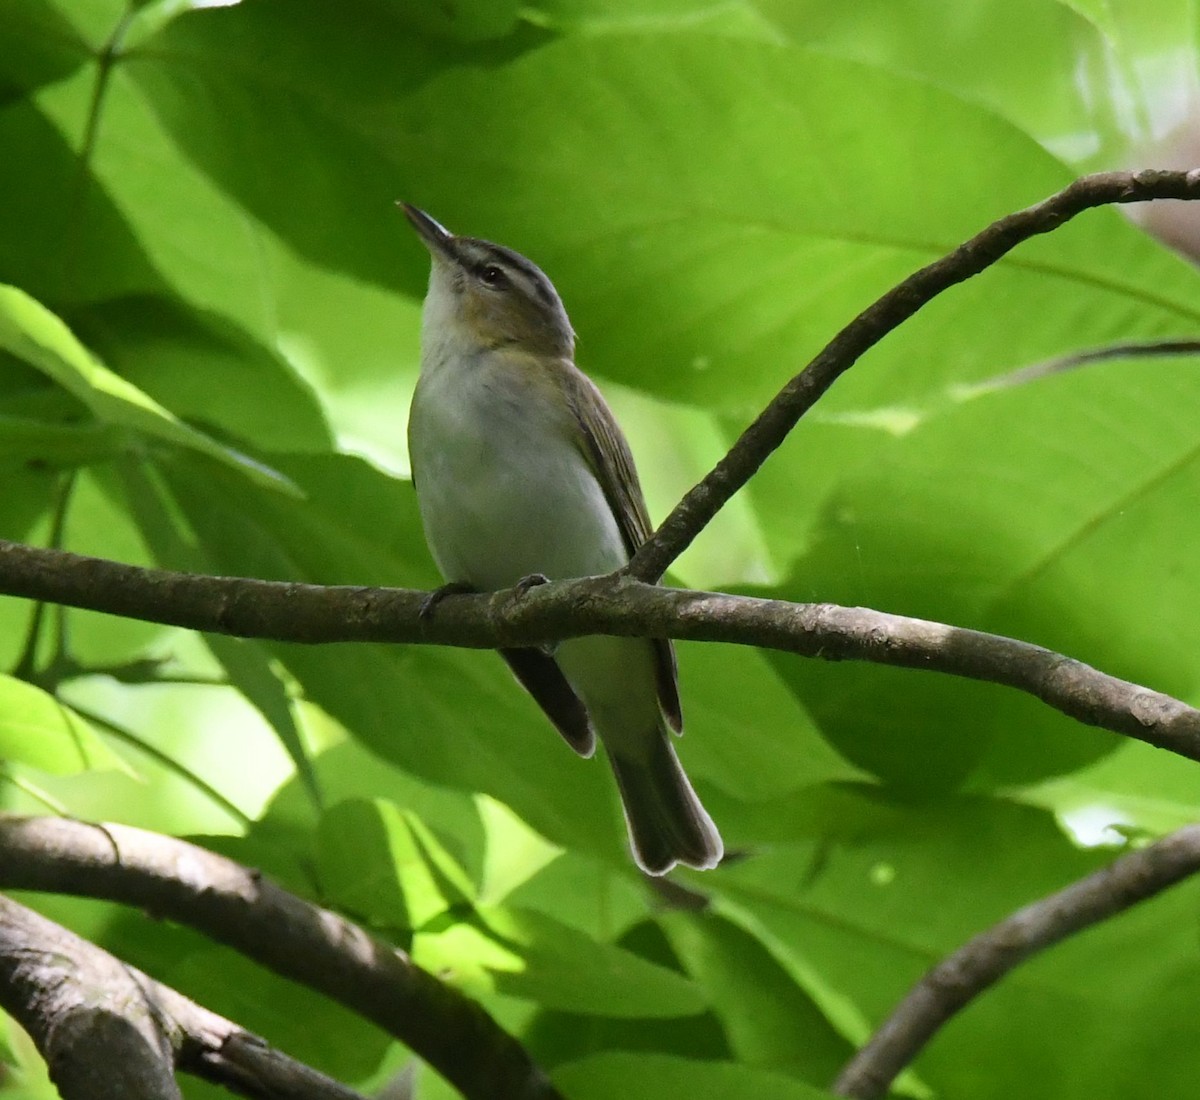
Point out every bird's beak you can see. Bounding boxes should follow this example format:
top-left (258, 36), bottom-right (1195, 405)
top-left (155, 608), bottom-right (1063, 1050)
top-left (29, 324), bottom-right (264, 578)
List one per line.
top-left (399, 203), bottom-right (457, 263)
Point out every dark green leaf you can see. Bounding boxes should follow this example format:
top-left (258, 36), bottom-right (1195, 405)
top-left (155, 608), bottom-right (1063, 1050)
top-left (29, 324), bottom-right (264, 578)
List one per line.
top-left (554, 1053), bottom-right (833, 1099)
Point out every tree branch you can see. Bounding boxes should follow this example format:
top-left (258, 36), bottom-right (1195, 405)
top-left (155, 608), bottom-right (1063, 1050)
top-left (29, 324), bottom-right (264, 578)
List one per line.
top-left (0, 892), bottom-right (370, 1100)
top-left (624, 168), bottom-right (1200, 582)
top-left (1, 538), bottom-right (1198, 764)
top-left (831, 824), bottom-right (1200, 1098)
top-left (0, 816), bottom-right (561, 1100)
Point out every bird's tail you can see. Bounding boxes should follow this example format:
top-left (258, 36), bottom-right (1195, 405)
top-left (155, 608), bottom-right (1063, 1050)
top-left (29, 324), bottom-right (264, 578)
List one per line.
top-left (608, 729), bottom-right (723, 876)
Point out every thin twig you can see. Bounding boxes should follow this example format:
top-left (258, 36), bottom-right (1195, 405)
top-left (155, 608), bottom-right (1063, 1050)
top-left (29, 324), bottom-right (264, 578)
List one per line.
top-left (954, 337), bottom-right (1200, 396)
top-left (11, 471), bottom-right (75, 681)
top-left (68, 702), bottom-right (252, 828)
top-left (0, 816), bottom-right (562, 1100)
top-left (0, 540), bottom-right (1196, 763)
top-left (624, 168), bottom-right (1200, 582)
top-left (832, 824), bottom-right (1200, 1098)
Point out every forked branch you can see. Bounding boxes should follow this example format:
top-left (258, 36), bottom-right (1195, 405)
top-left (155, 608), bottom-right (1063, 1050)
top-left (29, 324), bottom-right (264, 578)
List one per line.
top-left (0, 892), bottom-right (370, 1100)
top-left (0, 817), bottom-right (561, 1100)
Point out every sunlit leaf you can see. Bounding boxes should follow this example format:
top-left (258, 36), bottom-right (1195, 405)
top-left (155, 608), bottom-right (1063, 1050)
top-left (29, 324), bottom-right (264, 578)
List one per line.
top-left (415, 905), bottom-right (707, 1018)
top-left (0, 674), bottom-right (122, 774)
top-left (0, 286), bottom-right (296, 492)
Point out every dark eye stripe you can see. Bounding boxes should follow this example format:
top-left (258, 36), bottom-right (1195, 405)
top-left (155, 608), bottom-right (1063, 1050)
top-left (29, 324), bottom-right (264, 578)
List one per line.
top-left (463, 239), bottom-right (561, 308)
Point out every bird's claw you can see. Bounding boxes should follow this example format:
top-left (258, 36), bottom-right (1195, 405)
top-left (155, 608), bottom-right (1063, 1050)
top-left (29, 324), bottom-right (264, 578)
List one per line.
top-left (419, 580), bottom-right (476, 621)
top-left (513, 573), bottom-right (550, 596)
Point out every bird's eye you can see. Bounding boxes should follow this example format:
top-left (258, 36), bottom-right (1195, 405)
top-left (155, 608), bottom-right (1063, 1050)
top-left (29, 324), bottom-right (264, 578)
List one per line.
top-left (478, 264), bottom-right (507, 287)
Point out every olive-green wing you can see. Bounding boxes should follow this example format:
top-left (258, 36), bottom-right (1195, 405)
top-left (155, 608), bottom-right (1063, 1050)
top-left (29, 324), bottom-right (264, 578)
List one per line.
top-left (560, 362), bottom-right (683, 733)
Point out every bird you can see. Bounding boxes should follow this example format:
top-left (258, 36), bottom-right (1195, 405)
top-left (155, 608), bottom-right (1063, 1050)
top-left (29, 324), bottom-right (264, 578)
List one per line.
top-left (401, 204), bottom-right (723, 876)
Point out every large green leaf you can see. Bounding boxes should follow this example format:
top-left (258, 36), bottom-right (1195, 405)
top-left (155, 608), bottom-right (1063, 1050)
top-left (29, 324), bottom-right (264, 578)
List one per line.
top-left (316, 798), bottom-right (475, 933)
top-left (0, 0), bottom-right (91, 101)
top-left (530, 0), bottom-right (783, 38)
top-left (660, 912), bottom-right (855, 1085)
top-left (752, 0), bottom-right (1117, 156)
top-left (0, 674), bottom-right (122, 774)
top-left (0, 286), bottom-right (296, 491)
top-left (0, 96), bottom-right (164, 306)
top-left (165, 948), bottom-right (391, 1083)
top-left (711, 793), bottom-right (1200, 1100)
top-left (553, 1053), bottom-right (833, 1099)
top-left (118, 8), bottom-right (1200, 422)
top-left (375, 36), bottom-right (1200, 416)
top-left (751, 355), bottom-right (1200, 791)
top-left (66, 295), bottom-right (333, 453)
top-left (416, 905), bottom-right (707, 1018)
top-left (120, 0), bottom-right (538, 292)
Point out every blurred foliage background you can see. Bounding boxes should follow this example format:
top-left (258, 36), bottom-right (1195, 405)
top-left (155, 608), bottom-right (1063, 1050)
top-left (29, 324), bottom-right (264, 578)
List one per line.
top-left (1, 0), bottom-right (1200, 1096)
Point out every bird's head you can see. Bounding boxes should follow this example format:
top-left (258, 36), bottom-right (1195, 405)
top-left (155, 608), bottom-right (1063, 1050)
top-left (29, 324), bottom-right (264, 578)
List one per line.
top-left (401, 204), bottom-right (575, 360)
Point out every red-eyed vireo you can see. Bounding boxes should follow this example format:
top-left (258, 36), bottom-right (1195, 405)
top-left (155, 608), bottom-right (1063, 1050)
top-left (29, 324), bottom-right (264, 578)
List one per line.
top-left (402, 205), bottom-right (723, 876)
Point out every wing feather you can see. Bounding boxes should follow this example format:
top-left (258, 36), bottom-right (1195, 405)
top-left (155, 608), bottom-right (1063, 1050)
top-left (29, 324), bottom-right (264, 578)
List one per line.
top-left (559, 363), bottom-right (683, 733)
top-left (501, 648), bottom-right (596, 756)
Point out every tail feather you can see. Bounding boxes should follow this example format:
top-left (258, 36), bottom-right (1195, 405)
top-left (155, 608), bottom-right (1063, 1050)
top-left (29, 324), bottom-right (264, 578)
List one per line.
top-left (607, 730), bottom-right (723, 876)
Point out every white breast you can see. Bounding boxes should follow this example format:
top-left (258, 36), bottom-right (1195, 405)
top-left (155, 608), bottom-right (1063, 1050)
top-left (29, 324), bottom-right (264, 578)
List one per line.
top-left (408, 349), bottom-right (628, 591)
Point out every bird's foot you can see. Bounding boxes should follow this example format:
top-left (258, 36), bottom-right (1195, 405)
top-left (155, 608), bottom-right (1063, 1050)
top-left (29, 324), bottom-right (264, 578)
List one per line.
top-left (512, 573), bottom-right (550, 597)
top-left (509, 575), bottom-right (556, 652)
top-left (419, 580), bottom-right (477, 621)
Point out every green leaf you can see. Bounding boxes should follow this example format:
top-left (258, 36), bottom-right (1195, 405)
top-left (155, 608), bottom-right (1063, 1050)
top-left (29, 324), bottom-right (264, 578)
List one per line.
top-left (121, 0), bottom-right (493, 291)
top-left (0, 285), bottom-right (297, 492)
top-left (677, 643), bottom-right (865, 803)
top-left (753, 0), bottom-right (1117, 154)
top-left (65, 295), bottom-right (333, 453)
top-left (263, 739), bottom-right (489, 889)
top-left (0, 414), bottom-right (122, 467)
top-left (205, 634), bottom-right (321, 812)
top-left (387, 0), bottom-right (523, 42)
top-left (0, 0), bottom-right (91, 101)
top-left (165, 948), bottom-right (390, 1083)
top-left (553, 1053), bottom-right (833, 1099)
top-left (529, 0), bottom-right (783, 39)
top-left (660, 911), bottom-right (854, 1085)
top-left (0, 674), bottom-right (122, 774)
top-left (316, 798), bottom-right (474, 932)
top-left (0, 98), bottom-right (164, 307)
top-left (1019, 737), bottom-right (1200, 839)
top-left (355, 33), bottom-right (1200, 412)
top-left (415, 906), bottom-right (707, 1018)
top-left (754, 355), bottom-right (1200, 792)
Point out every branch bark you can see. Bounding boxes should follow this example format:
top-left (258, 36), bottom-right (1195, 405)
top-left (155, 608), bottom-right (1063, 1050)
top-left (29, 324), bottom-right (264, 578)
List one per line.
top-left (2, 538), bottom-right (1198, 764)
top-left (831, 824), bottom-right (1200, 1098)
top-left (0, 892), bottom-right (370, 1100)
top-left (625, 168), bottom-right (1200, 581)
top-left (0, 816), bottom-right (561, 1100)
